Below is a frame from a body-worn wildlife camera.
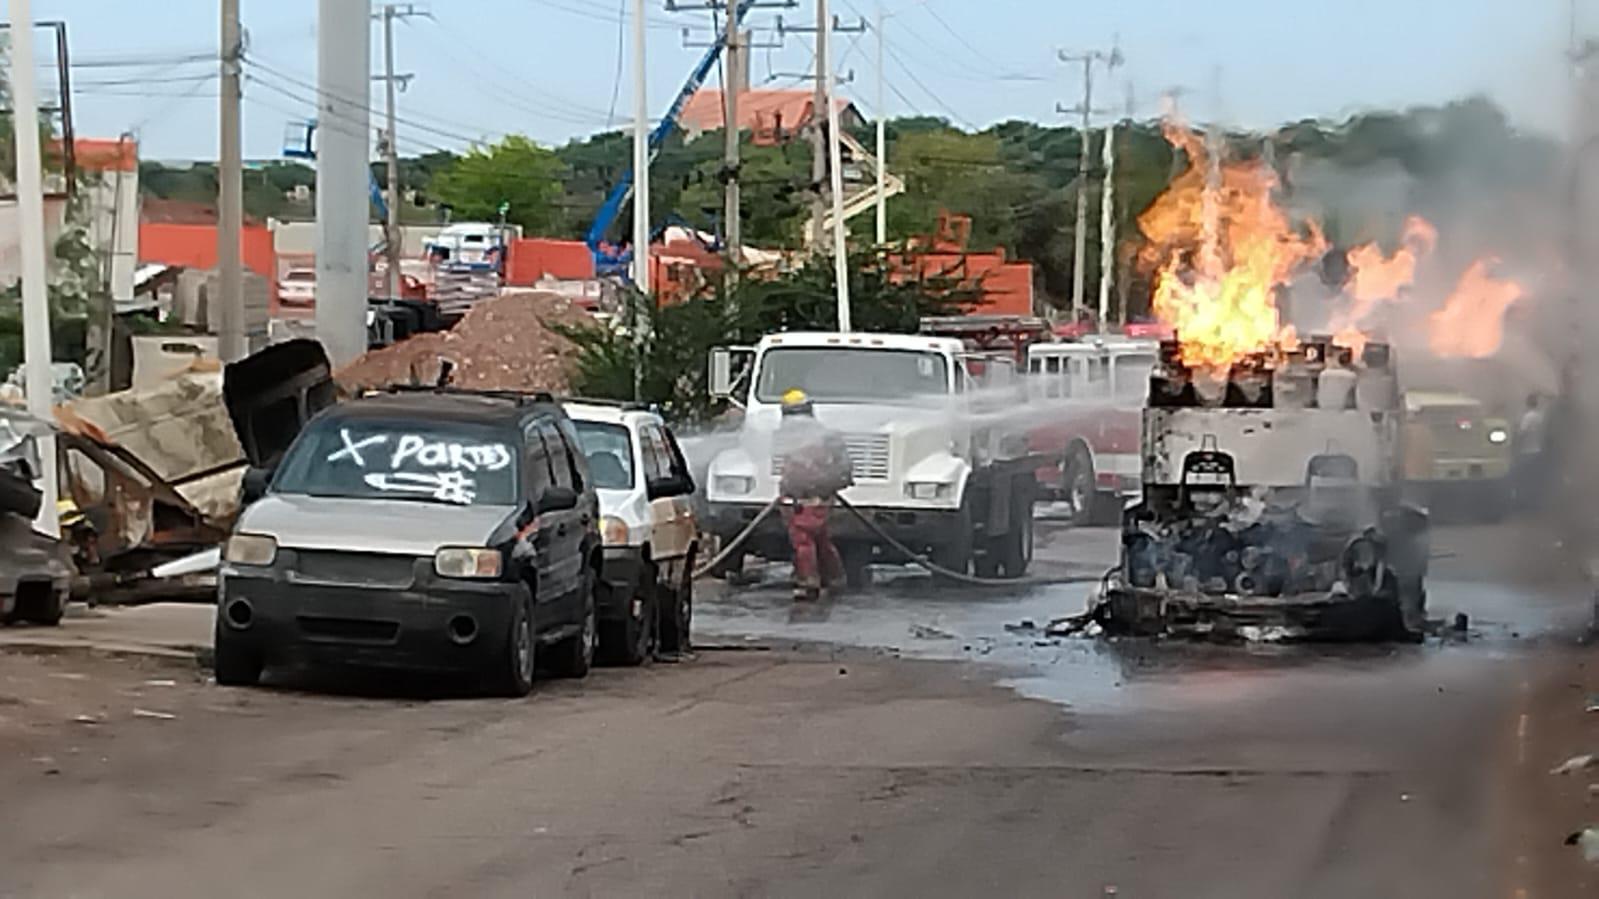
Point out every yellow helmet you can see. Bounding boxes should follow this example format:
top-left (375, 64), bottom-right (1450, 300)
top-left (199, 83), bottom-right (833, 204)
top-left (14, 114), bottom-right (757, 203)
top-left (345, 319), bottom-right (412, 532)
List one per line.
top-left (780, 388), bottom-right (813, 416)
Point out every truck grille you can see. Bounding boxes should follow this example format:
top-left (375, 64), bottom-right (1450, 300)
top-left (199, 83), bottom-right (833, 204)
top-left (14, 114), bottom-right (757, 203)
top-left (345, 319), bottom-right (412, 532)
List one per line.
top-left (771, 433), bottom-right (891, 482)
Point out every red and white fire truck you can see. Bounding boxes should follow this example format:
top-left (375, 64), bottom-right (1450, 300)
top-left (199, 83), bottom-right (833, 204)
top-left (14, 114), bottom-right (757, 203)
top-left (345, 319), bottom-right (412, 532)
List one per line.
top-left (1025, 334), bottom-right (1160, 524)
top-left (919, 317), bottom-right (1164, 526)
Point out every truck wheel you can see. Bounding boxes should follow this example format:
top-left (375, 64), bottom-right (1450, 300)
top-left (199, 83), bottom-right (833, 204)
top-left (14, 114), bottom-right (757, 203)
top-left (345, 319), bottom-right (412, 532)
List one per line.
top-left (213, 621), bottom-right (264, 688)
top-left (1062, 446), bottom-right (1096, 527)
top-left (712, 546), bottom-right (746, 581)
top-left (842, 546), bottom-right (872, 589)
top-left (930, 501), bottom-right (973, 580)
top-left (548, 574), bottom-right (596, 679)
top-left (998, 505), bottom-right (1033, 578)
top-left (600, 565), bottom-right (654, 667)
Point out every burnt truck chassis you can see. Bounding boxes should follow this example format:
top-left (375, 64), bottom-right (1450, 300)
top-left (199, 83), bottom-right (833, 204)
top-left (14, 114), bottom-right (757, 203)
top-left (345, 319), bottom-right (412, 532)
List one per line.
top-left (1098, 337), bottom-right (1430, 643)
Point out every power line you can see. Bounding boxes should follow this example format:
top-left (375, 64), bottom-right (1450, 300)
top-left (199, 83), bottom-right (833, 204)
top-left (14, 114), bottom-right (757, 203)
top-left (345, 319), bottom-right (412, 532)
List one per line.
top-left (881, 40), bottom-right (977, 129)
top-left (606, 0), bottom-right (627, 127)
top-left (414, 17), bottom-right (616, 123)
top-left (518, 0), bottom-right (683, 32)
top-left (245, 59), bottom-right (508, 146)
top-left (919, 4), bottom-right (1045, 82)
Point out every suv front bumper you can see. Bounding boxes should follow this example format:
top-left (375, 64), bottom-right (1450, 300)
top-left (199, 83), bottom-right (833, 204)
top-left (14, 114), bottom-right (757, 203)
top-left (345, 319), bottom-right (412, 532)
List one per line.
top-left (219, 566), bottom-right (521, 672)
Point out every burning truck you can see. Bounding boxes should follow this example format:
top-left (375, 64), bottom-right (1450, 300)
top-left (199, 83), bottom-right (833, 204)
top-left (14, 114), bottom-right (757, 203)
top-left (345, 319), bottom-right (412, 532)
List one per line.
top-left (1098, 336), bottom-right (1430, 642)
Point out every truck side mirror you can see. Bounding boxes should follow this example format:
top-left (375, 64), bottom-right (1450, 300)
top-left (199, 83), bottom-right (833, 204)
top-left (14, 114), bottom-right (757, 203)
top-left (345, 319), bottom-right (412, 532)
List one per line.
top-left (709, 347), bottom-right (734, 399)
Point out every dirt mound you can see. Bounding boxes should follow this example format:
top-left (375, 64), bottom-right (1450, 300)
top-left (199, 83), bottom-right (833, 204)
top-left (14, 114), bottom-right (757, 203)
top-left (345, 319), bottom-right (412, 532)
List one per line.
top-left (337, 290), bottom-right (591, 394)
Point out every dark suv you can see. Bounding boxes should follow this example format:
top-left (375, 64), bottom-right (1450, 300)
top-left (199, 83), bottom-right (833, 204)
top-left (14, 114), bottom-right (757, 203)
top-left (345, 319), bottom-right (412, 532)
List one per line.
top-left (215, 387), bottom-right (602, 696)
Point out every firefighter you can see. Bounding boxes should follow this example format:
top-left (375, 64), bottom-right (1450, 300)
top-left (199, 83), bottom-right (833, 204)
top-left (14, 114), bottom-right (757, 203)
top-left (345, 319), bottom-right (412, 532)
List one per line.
top-left (775, 389), bottom-right (854, 601)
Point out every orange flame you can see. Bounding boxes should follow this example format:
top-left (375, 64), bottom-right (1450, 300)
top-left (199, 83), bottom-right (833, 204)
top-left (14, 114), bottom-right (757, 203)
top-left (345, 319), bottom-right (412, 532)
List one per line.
top-left (1330, 216), bottom-right (1439, 357)
top-left (1137, 122), bottom-right (1327, 371)
top-left (1428, 258), bottom-right (1525, 358)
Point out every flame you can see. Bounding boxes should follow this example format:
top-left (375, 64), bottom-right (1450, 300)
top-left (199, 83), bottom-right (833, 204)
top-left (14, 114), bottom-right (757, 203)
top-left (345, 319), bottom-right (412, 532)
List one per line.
top-left (1428, 258), bottom-right (1525, 358)
top-left (1333, 215), bottom-right (1438, 334)
top-left (1138, 122), bottom-right (1327, 371)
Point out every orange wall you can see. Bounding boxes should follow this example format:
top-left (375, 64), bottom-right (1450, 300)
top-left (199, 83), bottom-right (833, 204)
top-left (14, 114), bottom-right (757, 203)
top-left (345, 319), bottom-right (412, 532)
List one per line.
top-left (138, 222), bottom-right (275, 278)
top-left (504, 238), bottom-right (594, 285)
top-left (899, 252), bottom-right (1035, 316)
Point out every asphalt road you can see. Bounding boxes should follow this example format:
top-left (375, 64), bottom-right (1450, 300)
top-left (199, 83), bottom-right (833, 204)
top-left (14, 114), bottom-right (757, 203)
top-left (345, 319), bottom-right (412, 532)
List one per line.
top-left (0, 517), bottom-right (1591, 898)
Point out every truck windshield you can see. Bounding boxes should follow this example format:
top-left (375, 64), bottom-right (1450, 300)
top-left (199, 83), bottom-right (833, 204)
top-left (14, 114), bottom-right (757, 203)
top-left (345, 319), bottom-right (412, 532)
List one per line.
top-left (754, 348), bottom-right (949, 403)
top-left (272, 417), bottom-right (519, 506)
top-left (571, 420), bottom-right (634, 489)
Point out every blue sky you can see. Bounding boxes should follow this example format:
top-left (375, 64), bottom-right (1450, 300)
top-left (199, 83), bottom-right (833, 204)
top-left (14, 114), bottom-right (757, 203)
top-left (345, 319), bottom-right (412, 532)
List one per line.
top-left (27, 0), bottom-right (1573, 161)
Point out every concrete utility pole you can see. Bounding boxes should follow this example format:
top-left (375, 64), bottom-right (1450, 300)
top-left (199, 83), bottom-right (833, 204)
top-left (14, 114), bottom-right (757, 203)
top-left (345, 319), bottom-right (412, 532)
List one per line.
top-left (822, 0), bottom-right (851, 331)
top-left (809, 0), bottom-right (829, 251)
top-left (376, 4), bottom-right (424, 300)
top-left (632, 0), bottom-right (650, 400)
top-left (1097, 106), bottom-right (1115, 330)
top-left (316, 0), bottom-right (372, 367)
top-left (381, 5), bottom-right (401, 300)
top-left (1058, 45), bottom-right (1120, 326)
top-left (723, 0), bottom-right (742, 268)
top-left (874, 3), bottom-right (886, 246)
top-left (218, 0), bottom-right (244, 362)
top-left (9, 0), bottom-right (59, 537)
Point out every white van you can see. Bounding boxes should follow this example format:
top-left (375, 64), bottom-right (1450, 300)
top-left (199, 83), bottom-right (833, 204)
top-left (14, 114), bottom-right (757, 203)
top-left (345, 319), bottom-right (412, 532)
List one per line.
top-left (565, 401), bottom-right (698, 664)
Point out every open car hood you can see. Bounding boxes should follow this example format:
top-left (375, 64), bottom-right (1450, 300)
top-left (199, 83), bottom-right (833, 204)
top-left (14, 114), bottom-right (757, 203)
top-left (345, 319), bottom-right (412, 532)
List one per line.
top-left (223, 339), bottom-right (336, 469)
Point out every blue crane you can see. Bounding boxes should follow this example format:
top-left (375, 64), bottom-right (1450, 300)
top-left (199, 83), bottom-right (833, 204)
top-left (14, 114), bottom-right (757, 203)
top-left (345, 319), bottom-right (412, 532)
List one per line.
top-left (283, 120), bottom-right (391, 230)
top-left (585, 0), bottom-right (759, 278)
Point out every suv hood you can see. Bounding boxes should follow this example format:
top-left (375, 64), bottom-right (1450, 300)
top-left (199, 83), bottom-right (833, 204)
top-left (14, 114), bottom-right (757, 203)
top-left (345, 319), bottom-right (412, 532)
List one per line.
top-left (238, 494), bottom-right (514, 555)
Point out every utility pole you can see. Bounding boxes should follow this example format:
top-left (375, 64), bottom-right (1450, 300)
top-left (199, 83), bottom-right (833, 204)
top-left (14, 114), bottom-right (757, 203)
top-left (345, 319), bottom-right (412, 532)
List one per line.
top-left (723, 0), bottom-right (742, 268)
top-left (1058, 45), bottom-right (1120, 327)
top-left (874, 3), bottom-right (886, 246)
top-left (1096, 102), bottom-right (1116, 330)
top-left (376, 4), bottom-right (424, 300)
top-left (632, 0), bottom-right (650, 400)
top-left (316, 0), bottom-right (372, 368)
top-left (1116, 81), bottom-right (1134, 324)
top-left (809, 0), bottom-right (829, 251)
top-left (822, 0), bottom-right (851, 331)
top-left (9, 1), bottom-right (59, 537)
top-left (218, 0), bottom-right (244, 362)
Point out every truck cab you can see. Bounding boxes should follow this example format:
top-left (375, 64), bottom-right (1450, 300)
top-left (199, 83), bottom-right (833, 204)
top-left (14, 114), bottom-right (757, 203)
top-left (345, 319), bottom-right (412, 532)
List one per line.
top-left (704, 331), bottom-right (1036, 582)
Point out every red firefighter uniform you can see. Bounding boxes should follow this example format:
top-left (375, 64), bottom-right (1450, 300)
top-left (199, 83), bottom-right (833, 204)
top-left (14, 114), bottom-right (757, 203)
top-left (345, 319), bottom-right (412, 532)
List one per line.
top-left (775, 390), bottom-right (854, 600)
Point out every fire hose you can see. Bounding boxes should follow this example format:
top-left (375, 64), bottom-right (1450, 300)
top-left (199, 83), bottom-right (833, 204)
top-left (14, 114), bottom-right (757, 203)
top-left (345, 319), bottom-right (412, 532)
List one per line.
top-left (691, 495), bottom-right (1102, 587)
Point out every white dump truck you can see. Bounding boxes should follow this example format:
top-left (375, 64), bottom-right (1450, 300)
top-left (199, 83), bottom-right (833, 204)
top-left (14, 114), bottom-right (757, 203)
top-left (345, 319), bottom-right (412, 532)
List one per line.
top-left (703, 331), bottom-right (1040, 584)
top-left (1099, 337), bottom-right (1431, 641)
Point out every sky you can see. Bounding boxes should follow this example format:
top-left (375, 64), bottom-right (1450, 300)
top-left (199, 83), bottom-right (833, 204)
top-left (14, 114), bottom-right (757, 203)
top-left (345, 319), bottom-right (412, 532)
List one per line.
top-left (21, 0), bottom-right (1576, 162)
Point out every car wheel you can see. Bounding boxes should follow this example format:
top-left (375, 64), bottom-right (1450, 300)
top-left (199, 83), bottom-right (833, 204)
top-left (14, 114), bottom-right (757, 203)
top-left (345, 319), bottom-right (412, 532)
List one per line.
top-left (659, 561), bottom-right (693, 656)
top-left (548, 574), bottom-right (596, 679)
top-left (600, 564), bottom-right (654, 667)
top-left (213, 621), bottom-right (263, 688)
top-left (16, 583), bottom-right (64, 626)
top-left (491, 586), bottom-right (536, 697)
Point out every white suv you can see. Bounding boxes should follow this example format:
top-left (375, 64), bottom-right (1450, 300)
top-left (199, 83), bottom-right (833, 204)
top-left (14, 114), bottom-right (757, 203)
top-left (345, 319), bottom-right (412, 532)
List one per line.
top-left (565, 401), bottom-right (698, 664)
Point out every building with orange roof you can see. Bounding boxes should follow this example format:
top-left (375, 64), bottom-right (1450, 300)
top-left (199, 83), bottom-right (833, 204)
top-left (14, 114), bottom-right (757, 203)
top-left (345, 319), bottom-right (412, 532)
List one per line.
top-left (679, 88), bottom-right (864, 145)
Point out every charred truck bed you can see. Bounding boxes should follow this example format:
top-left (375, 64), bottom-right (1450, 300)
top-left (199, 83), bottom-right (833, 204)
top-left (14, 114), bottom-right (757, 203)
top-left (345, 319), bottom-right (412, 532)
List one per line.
top-left (1101, 337), bottom-right (1429, 642)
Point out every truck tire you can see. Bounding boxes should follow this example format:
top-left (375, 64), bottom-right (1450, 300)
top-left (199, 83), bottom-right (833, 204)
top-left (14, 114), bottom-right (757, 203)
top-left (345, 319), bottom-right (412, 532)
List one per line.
top-left (1062, 446), bottom-right (1096, 527)
top-left (841, 546), bottom-right (873, 589)
top-left (599, 564), bottom-right (654, 667)
top-left (930, 500), bottom-right (973, 580)
top-left (547, 573), bottom-right (596, 679)
top-left (997, 504), bottom-right (1033, 578)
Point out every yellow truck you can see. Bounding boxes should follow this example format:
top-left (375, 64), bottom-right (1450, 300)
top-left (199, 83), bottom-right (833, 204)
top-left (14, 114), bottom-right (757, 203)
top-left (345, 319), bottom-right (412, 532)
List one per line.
top-left (1402, 390), bottom-right (1512, 519)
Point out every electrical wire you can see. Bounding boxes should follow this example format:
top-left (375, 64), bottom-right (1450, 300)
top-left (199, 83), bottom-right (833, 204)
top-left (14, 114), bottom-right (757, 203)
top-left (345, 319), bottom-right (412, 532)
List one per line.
top-left (518, 0), bottom-right (683, 32)
top-left (245, 59), bottom-right (507, 147)
top-left (606, 0), bottom-right (628, 127)
top-left (414, 17), bottom-right (616, 124)
top-left (881, 41), bottom-right (976, 130)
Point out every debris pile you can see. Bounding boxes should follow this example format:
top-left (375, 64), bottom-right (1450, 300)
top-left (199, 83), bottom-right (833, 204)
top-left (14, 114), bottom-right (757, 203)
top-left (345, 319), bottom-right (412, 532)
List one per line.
top-left (337, 289), bottom-right (590, 394)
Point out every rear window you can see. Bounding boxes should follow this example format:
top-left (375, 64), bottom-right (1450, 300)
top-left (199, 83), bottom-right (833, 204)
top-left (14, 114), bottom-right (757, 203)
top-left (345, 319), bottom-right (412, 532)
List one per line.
top-left (571, 420), bottom-right (634, 490)
top-left (272, 416), bottom-right (519, 506)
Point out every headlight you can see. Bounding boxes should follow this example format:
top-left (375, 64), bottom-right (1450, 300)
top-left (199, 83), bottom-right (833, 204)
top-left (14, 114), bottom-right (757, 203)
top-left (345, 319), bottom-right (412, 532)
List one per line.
top-left (905, 481), bottom-right (952, 500)
top-left (601, 515), bottom-right (631, 546)
top-left (434, 547), bottom-right (503, 579)
top-left (223, 533), bottom-right (277, 566)
top-left (715, 475), bottom-right (755, 495)
top-left (1487, 428), bottom-right (1508, 445)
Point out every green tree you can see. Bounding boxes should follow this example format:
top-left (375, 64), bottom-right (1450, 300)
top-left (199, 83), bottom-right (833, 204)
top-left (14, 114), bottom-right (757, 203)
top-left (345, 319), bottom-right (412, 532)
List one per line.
top-left (432, 135), bottom-right (568, 233)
